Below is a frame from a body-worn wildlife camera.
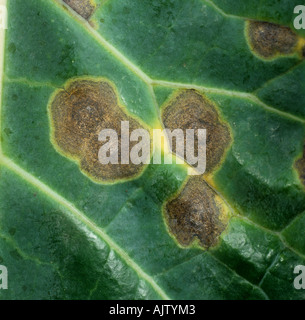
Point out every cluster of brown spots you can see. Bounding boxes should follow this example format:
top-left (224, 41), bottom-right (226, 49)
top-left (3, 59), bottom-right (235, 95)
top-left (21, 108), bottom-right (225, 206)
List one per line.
top-left (295, 143), bottom-right (305, 187)
top-left (164, 176), bottom-right (229, 249)
top-left (49, 78), bottom-right (149, 182)
top-left (247, 21), bottom-right (298, 59)
top-left (63, 0), bottom-right (96, 20)
top-left (161, 90), bottom-right (231, 173)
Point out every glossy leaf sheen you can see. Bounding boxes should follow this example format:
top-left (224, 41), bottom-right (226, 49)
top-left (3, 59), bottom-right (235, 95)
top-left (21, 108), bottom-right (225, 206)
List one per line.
top-left (0, 0), bottom-right (305, 300)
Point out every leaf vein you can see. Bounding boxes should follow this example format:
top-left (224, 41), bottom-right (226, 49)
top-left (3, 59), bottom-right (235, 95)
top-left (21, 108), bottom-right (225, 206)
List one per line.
top-left (0, 155), bottom-right (170, 300)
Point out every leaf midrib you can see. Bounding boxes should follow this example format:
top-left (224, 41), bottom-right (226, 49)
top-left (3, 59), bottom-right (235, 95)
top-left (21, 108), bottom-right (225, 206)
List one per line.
top-left (0, 155), bottom-right (171, 300)
top-left (1, 0), bottom-right (305, 300)
top-left (1, 155), bottom-right (274, 299)
top-left (54, 0), bottom-right (305, 125)
top-left (55, 0), bottom-right (305, 291)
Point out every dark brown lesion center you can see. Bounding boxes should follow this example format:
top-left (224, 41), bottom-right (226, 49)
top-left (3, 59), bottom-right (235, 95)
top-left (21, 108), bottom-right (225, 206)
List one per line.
top-left (161, 89), bottom-right (232, 174)
top-left (164, 176), bottom-right (228, 249)
top-left (63, 0), bottom-right (96, 20)
top-left (247, 21), bottom-right (298, 59)
top-left (49, 78), bottom-right (149, 182)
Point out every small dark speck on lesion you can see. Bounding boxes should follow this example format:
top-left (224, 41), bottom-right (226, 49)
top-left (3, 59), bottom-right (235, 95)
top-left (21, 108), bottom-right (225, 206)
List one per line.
top-left (64, 0), bottom-right (96, 20)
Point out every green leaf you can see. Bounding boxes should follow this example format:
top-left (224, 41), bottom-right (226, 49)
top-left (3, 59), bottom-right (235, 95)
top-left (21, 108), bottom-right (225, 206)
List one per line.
top-left (1, 0), bottom-right (305, 300)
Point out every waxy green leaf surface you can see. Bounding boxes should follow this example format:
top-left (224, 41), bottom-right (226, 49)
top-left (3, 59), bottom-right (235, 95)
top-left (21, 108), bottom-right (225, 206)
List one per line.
top-left (1, 0), bottom-right (305, 299)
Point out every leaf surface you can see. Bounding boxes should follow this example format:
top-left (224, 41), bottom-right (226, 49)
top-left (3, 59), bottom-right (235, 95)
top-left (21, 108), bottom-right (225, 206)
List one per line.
top-left (1, 0), bottom-right (305, 300)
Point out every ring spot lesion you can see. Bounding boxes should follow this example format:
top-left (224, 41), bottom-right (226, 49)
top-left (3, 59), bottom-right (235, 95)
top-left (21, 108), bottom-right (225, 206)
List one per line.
top-left (164, 176), bottom-right (230, 249)
top-left (161, 90), bottom-right (232, 249)
top-left (246, 21), bottom-right (304, 60)
top-left (161, 89), bottom-right (232, 174)
top-left (49, 78), bottom-right (149, 183)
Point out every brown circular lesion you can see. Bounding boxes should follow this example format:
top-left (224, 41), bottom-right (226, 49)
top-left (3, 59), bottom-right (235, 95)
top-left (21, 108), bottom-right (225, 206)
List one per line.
top-left (161, 89), bottom-right (232, 174)
top-left (164, 176), bottom-right (229, 249)
top-left (161, 90), bottom-right (232, 249)
top-left (49, 78), bottom-right (150, 182)
top-left (246, 21), bottom-right (299, 59)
